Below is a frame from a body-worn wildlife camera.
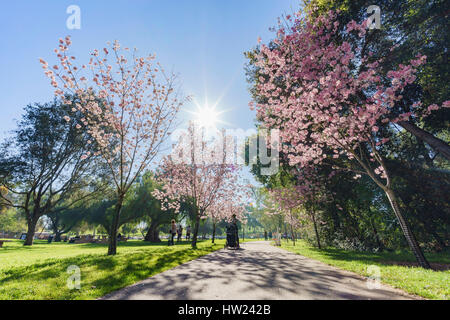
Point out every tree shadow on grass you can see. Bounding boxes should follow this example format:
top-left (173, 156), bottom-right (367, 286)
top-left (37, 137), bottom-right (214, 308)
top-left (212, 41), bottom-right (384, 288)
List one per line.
top-left (0, 244), bottom-right (218, 300)
top-left (285, 244), bottom-right (450, 271)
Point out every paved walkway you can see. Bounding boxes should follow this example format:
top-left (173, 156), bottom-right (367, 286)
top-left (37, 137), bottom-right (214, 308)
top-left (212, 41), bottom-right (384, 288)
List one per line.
top-left (102, 241), bottom-right (416, 300)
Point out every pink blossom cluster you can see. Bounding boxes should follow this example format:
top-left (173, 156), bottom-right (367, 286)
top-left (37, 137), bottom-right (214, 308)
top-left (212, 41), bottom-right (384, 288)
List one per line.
top-left (153, 123), bottom-right (249, 223)
top-left (268, 168), bottom-right (330, 227)
top-left (251, 9), bottom-right (448, 181)
top-left (40, 37), bottom-right (185, 193)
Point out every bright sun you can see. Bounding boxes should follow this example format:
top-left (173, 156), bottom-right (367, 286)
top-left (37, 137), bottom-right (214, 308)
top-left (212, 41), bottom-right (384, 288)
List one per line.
top-left (195, 106), bottom-right (220, 129)
top-left (185, 98), bottom-right (229, 130)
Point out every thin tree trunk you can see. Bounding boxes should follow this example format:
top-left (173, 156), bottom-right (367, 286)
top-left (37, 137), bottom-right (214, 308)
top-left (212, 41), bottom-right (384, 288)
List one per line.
top-left (398, 121), bottom-right (450, 161)
top-left (108, 195), bottom-right (124, 256)
top-left (431, 231), bottom-right (446, 251)
top-left (385, 188), bottom-right (431, 269)
top-left (290, 224), bottom-right (296, 246)
top-left (212, 222), bottom-right (216, 244)
top-left (370, 218), bottom-right (384, 252)
top-left (311, 212), bottom-right (321, 249)
top-left (418, 216), bottom-right (446, 251)
top-left (191, 212), bottom-right (201, 248)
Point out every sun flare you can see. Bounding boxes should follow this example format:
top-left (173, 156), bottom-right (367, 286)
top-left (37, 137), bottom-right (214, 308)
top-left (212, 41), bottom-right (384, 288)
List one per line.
top-left (195, 106), bottom-right (220, 129)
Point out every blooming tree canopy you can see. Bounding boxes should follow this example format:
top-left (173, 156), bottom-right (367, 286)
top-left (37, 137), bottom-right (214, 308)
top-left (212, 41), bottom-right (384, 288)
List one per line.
top-left (250, 9), bottom-right (441, 268)
top-left (251, 11), bottom-right (448, 178)
top-left (269, 168), bottom-right (329, 248)
top-left (153, 123), bottom-right (248, 247)
top-left (40, 37), bottom-right (186, 254)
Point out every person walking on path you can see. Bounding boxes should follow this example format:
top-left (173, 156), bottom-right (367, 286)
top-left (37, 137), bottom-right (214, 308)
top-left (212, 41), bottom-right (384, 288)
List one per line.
top-left (177, 225), bottom-right (183, 243)
top-left (186, 226), bottom-right (191, 241)
top-left (169, 220), bottom-right (177, 246)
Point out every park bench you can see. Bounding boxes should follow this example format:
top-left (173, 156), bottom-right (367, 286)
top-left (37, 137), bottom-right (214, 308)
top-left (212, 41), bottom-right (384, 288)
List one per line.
top-left (0, 240), bottom-right (11, 248)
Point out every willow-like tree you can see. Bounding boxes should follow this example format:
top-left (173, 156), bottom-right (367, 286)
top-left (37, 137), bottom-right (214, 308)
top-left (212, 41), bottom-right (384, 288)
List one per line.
top-left (250, 10), bottom-right (449, 268)
top-left (40, 37), bottom-right (186, 255)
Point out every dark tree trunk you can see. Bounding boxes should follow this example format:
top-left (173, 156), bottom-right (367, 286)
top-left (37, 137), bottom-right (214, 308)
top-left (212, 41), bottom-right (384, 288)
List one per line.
top-left (212, 222), bottom-right (216, 244)
top-left (370, 218), bottom-right (384, 252)
top-left (108, 195), bottom-right (124, 256)
top-left (290, 224), bottom-right (296, 246)
top-left (311, 212), bottom-right (321, 249)
top-left (50, 218), bottom-right (63, 242)
top-left (191, 212), bottom-right (201, 248)
top-left (398, 121), bottom-right (450, 161)
top-left (24, 216), bottom-right (38, 246)
top-left (54, 232), bottom-right (63, 242)
top-left (431, 230), bottom-right (446, 251)
top-left (385, 188), bottom-right (431, 269)
top-left (144, 221), bottom-right (161, 243)
top-left (419, 217), bottom-right (447, 251)
top-left (332, 209), bottom-right (341, 233)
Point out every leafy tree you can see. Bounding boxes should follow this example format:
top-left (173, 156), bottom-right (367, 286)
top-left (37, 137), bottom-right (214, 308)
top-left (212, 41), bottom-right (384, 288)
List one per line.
top-left (0, 186), bottom-right (8, 214)
top-left (0, 98), bottom-right (103, 245)
top-left (47, 205), bottom-right (89, 242)
top-left (125, 172), bottom-right (175, 243)
top-left (0, 208), bottom-right (27, 235)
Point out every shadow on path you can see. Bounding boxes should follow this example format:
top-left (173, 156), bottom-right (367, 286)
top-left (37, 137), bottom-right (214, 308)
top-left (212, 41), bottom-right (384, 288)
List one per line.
top-left (101, 242), bottom-right (416, 300)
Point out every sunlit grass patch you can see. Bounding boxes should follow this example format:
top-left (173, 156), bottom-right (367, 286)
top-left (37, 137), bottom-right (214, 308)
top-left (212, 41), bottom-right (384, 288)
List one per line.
top-left (280, 240), bottom-right (450, 300)
top-left (0, 239), bottom-right (224, 300)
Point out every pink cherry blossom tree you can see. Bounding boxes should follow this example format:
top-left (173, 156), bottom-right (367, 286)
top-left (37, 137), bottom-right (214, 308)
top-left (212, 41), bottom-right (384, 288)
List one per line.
top-left (269, 169), bottom-right (329, 248)
top-left (250, 9), bottom-right (447, 268)
top-left (40, 37), bottom-right (186, 255)
top-left (154, 123), bottom-right (246, 248)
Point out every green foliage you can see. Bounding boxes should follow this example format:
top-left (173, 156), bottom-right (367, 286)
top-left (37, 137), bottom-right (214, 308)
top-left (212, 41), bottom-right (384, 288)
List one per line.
top-left (389, 161), bottom-right (450, 251)
top-left (126, 172), bottom-right (175, 229)
top-left (47, 204), bottom-right (91, 241)
top-left (0, 209), bottom-right (26, 234)
top-left (0, 96), bottom-right (107, 245)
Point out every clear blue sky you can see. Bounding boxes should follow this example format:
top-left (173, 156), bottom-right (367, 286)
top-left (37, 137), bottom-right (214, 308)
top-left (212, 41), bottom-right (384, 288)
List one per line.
top-left (0, 0), bottom-right (300, 139)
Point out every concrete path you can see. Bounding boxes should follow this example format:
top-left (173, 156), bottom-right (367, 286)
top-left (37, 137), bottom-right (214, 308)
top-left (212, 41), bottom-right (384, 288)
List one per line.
top-left (102, 241), bottom-right (416, 300)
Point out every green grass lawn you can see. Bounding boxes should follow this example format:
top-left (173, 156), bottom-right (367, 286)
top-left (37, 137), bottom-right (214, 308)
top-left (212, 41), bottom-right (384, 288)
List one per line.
top-left (279, 240), bottom-right (450, 300)
top-left (0, 239), bottom-right (225, 300)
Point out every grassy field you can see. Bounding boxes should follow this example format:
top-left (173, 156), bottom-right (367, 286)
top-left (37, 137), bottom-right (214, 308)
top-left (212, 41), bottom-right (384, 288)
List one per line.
top-left (279, 240), bottom-right (450, 300)
top-left (0, 239), bottom-right (225, 300)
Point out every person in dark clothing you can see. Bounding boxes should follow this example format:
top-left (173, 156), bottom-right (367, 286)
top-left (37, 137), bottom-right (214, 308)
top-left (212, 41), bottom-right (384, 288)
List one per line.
top-left (186, 226), bottom-right (191, 241)
top-left (169, 220), bottom-right (177, 245)
top-left (177, 225), bottom-right (183, 243)
top-left (226, 214), bottom-right (240, 249)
